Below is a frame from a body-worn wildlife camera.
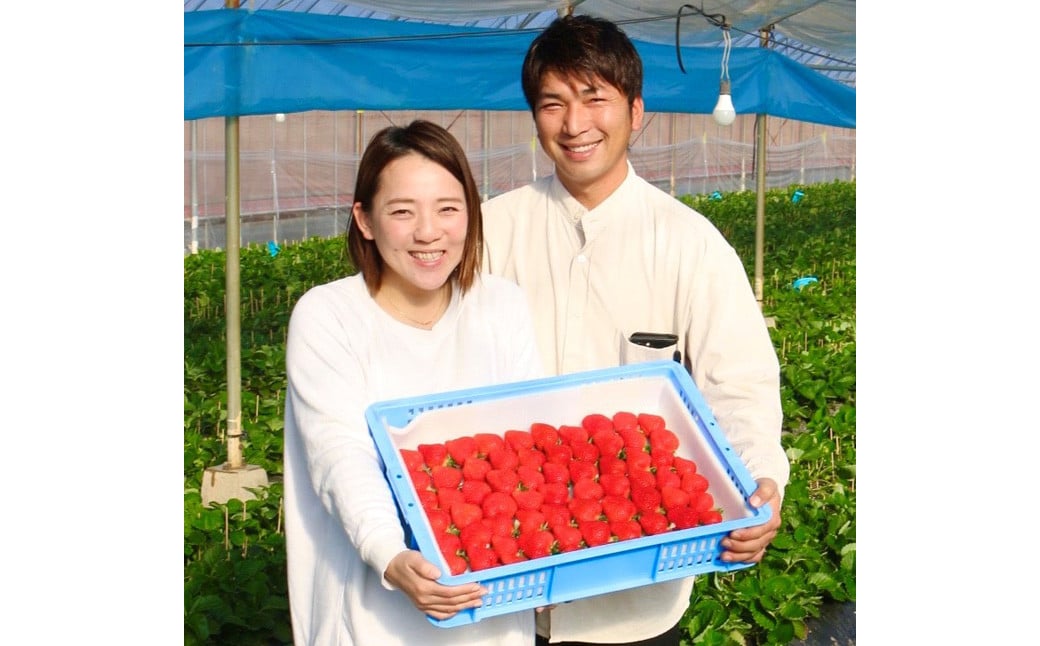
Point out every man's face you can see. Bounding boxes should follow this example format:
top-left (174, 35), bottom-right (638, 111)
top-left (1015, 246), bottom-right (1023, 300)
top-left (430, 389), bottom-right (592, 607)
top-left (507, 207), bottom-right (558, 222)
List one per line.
top-left (532, 70), bottom-right (644, 208)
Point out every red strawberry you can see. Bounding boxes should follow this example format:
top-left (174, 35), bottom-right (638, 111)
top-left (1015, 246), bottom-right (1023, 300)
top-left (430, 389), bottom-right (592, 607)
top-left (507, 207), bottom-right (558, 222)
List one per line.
top-left (512, 487), bottom-right (545, 511)
top-left (425, 508), bottom-right (453, 536)
top-left (482, 514), bottom-right (516, 539)
top-left (504, 429), bottom-right (535, 452)
top-left (672, 456), bottom-right (698, 477)
top-left (691, 492), bottom-right (715, 513)
top-left (515, 509), bottom-right (547, 535)
top-left (431, 465), bottom-right (463, 491)
top-left (601, 495), bottom-right (637, 523)
top-left (541, 461), bottom-right (570, 485)
top-left (437, 532), bottom-right (462, 557)
top-left (581, 414), bottom-right (613, 435)
top-left (649, 450), bottom-right (675, 472)
top-left (518, 529), bottom-right (555, 559)
top-left (444, 553), bottom-right (469, 575)
top-left (540, 482), bottom-right (569, 506)
top-left (568, 460), bottom-right (597, 484)
top-left (612, 411), bottom-right (639, 432)
top-left (486, 468), bottom-right (520, 494)
top-left (488, 445), bottom-right (520, 471)
top-left (400, 448), bottom-right (426, 473)
top-left (517, 464), bottom-right (546, 490)
top-left (409, 469), bottom-right (433, 492)
top-left (618, 428), bottom-right (648, 454)
top-left (437, 488), bottom-right (465, 510)
top-left (417, 489), bottom-right (438, 511)
top-left (656, 469), bottom-right (681, 491)
top-left (539, 503), bottom-right (571, 528)
top-left (474, 432), bottom-right (506, 457)
top-left (598, 455), bottom-right (628, 477)
top-left (438, 535), bottom-right (468, 575)
top-left (610, 519), bottom-right (644, 542)
top-left (666, 505), bottom-right (700, 530)
top-left (449, 501), bottom-right (483, 530)
top-left (638, 511), bottom-right (670, 535)
top-left (660, 485), bottom-right (691, 510)
top-left (572, 477), bottom-right (604, 501)
top-left (418, 442), bottom-right (449, 467)
top-left (628, 468), bottom-right (657, 490)
top-left (681, 472), bottom-right (710, 495)
top-left (552, 524), bottom-right (583, 553)
top-left (625, 451), bottom-right (652, 474)
top-left (598, 473), bottom-right (631, 498)
top-left (630, 485), bottom-right (662, 514)
top-left (591, 429), bottom-right (624, 458)
top-left (459, 521), bottom-right (494, 550)
top-left (570, 441), bottom-right (600, 463)
top-left (568, 497), bottom-right (603, 523)
top-left (557, 424), bottom-right (589, 445)
top-left (530, 422), bottom-right (560, 449)
top-left (445, 436), bottom-right (478, 466)
top-left (517, 447), bottom-right (547, 469)
top-left (466, 544), bottom-right (500, 571)
top-left (578, 520), bottom-right (611, 547)
top-left (481, 491), bottom-right (518, 519)
top-left (491, 534), bottom-right (525, 564)
top-left (462, 457), bottom-right (492, 482)
top-left (698, 509), bottom-right (724, 525)
top-left (637, 413), bottom-right (666, 434)
top-left (461, 479), bottom-right (492, 505)
top-left (648, 428), bottom-right (680, 454)
top-left (543, 444), bottom-right (573, 465)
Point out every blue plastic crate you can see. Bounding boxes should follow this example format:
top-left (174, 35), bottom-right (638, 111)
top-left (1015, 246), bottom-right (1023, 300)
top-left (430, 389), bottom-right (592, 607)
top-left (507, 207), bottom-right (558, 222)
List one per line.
top-left (365, 360), bottom-right (771, 628)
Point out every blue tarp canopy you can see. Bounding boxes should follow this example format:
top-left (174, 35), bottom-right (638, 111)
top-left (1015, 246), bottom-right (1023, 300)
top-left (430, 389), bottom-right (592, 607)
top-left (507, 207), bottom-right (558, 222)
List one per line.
top-left (185, 9), bottom-right (855, 128)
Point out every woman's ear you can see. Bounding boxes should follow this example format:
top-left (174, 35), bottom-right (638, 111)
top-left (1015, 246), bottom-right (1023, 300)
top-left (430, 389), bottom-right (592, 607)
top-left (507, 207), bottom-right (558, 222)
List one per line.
top-left (352, 203), bottom-right (375, 240)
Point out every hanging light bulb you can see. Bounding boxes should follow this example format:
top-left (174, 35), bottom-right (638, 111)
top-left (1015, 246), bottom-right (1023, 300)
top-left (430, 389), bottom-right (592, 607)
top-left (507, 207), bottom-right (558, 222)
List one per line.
top-left (713, 79), bottom-right (736, 126)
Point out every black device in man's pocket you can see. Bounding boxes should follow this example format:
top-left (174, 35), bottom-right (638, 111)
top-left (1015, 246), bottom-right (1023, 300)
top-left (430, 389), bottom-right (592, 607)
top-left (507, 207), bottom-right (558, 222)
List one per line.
top-left (629, 332), bottom-right (682, 364)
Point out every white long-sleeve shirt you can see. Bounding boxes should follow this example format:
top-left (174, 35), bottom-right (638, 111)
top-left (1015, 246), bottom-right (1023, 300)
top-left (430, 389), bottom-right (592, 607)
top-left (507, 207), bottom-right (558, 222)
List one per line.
top-left (482, 163), bottom-right (790, 643)
top-left (283, 273), bottom-right (542, 646)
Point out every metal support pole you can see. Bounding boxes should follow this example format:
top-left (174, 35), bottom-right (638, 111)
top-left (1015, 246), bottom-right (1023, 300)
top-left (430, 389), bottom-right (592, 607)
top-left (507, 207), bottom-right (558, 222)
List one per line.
top-left (191, 121), bottom-right (199, 254)
top-left (225, 114), bottom-right (244, 469)
top-left (753, 27), bottom-right (772, 308)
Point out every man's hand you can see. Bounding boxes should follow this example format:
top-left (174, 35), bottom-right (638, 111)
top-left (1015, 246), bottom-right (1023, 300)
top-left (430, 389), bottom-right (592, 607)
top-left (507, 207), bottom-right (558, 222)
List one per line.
top-left (383, 550), bottom-right (486, 620)
top-left (719, 477), bottom-right (782, 563)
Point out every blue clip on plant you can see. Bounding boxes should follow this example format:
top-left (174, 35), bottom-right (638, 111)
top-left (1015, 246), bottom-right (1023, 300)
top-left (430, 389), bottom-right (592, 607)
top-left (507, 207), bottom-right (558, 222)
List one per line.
top-left (792, 189), bottom-right (805, 203)
top-left (267, 241), bottom-right (280, 257)
top-left (792, 276), bottom-right (818, 291)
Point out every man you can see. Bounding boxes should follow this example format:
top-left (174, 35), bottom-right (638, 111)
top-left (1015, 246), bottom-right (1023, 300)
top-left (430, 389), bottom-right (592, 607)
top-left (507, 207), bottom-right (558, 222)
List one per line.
top-left (482, 15), bottom-right (789, 646)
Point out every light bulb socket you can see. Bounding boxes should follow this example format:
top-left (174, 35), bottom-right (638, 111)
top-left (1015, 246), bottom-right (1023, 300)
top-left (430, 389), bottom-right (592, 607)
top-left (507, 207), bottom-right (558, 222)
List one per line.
top-left (719, 79), bottom-right (731, 95)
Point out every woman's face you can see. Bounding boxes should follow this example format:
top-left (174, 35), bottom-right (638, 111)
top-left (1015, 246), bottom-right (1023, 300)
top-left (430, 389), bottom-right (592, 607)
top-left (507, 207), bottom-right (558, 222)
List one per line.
top-left (352, 152), bottom-right (468, 297)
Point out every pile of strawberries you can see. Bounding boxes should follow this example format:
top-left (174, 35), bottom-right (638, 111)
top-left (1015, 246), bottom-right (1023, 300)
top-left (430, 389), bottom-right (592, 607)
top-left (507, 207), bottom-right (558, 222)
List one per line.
top-left (398, 411), bottom-right (723, 575)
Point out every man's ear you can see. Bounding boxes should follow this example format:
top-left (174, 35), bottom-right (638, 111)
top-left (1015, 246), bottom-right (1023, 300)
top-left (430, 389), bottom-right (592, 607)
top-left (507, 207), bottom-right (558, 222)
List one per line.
top-left (352, 203), bottom-right (375, 240)
top-left (630, 97), bottom-right (645, 131)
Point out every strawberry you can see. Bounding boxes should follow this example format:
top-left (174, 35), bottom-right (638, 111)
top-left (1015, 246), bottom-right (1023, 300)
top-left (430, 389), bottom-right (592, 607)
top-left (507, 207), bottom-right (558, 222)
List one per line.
top-left (637, 413), bottom-right (666, 435)
top-left (598, 473), bottom-right (631, 498)
top-left (578, 520), bottom-right (611, 547)
top-left (512, 487), bottom-right (545, 511)
top-left (449, 501), bottom-right (483, 530)
top-left (691, 492), bottom-right (715, 513)
top-left (625, 451), bottom-right (652, 475)
top-left (568, 460), bottom-right (597, 484)
top-left (459, 521), bottom-right (494, 550)
top-left (568, 497), bottom-right (603, 523)
top-left (610, 519), bottom-right (644, 542)
top-left (481, 491), bottom-right (518, 519)
top-left (540, 481), bottom-right (570, 506)
top-left (409, 469), bottom-right (433, 492)
top-left (482, 514), bottom-right (516, 539)
top-left (630, 485), bottom-right (662, 514)
top-left (591, 429), bottom-right (624, 458)
top-left (466, 544), bottom-right (500, 571)
top-left (486, 468), bottom-right (520, 494)
top-left (488, 444), bottom-right (520, 471)
top-left (491, 534), bottom-right (525, 564)
top-left (425, 508), bottom-right (453, 536)
top-left (517, 447), bottom-right (547, 469)
top-left (655, 469), bottom-right (681, 491)
top-left (474, 432), bottom-right (506, 457)
top-left (518, 528), bottom-right (555, 559)
top-left (462, 456), bottom-right (492, 482)
top-left (618, 428), bottom-right (647, 453)
top-left (570, 441), bottom-right (600, 463)
top-left (541, 461), bottom-right (570, 485)
top-left (552, 524), bottom-right (584, 553)
top-left (417, 442), bottom-right (449, 467)
top-left (648, 428), bottom-right (680, 454)
top-left (572, 477), bottom-right (604, 501)
top-left (431, 465), bottom-right (463, 492)
top-left (437, 487), bottom-right (465, 510)
top-left (649, 450), bottom-right (674, 473)
top-left (444, 552), bottom-right (469, 576)
top-left (461, 479), bottom-right (492, 505)
top-left (666, 505), bottom-right (700, 530)
top-left (504, 429), bottom-right (535, 452)
top-left (437, 532), bottom-right (462, 557)
top-left (598, 455), bottom-right (628, 477)
top-left (399, 448), bottom-right (426, 473)
top-left (581, 414), bottom-right (613, 435)
top-left (445, 436), bottom-right (478, 466)
top-left (698, 509), bottom-right (724, 525)
top-left (660, 485), bottom-right (691, 510)
top-left (557, 424), bottom-right (589, 445)
top-left (681, 472), bottom-right (710, 495)
top-left (417, 489), bottom-right (438, 511)
top-left (672, 456), bottom-right (698, 477)
top-left (530, 422), bottom-right (560, 449)
top-left (628, 468), bottom-right (657, 490)
top-left (611, 411), bottom-right (639, 432)
top-left (601, 495), bottom-right (637, 523)
top-left (543, 444), bottom-right (573, 465)
top-left (515, 509), bottom-right (547, 535)
top-left (516, 464), bottom-right (546, 490)
top-left (638, 511), bottom-right (670, 535)
top-left (539, 503), bottom-right (572, 528)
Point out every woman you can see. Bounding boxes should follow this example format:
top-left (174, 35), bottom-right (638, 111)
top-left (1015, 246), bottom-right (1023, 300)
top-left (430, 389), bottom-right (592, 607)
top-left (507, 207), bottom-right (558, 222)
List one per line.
top-left (283, 120), bottom-right (542, 645)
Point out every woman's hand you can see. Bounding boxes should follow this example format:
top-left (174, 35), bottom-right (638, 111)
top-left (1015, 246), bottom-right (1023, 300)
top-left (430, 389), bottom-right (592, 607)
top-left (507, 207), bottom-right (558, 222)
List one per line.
top-left (383, 550), bottom-right (487, 620)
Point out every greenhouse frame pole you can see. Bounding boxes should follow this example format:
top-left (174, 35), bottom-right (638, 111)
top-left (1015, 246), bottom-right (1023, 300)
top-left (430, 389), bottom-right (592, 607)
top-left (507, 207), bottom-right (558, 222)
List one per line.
top-left (753, 27), bottom-right (773, 308)
top-left (224, 0), bottom-right (243, 470)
